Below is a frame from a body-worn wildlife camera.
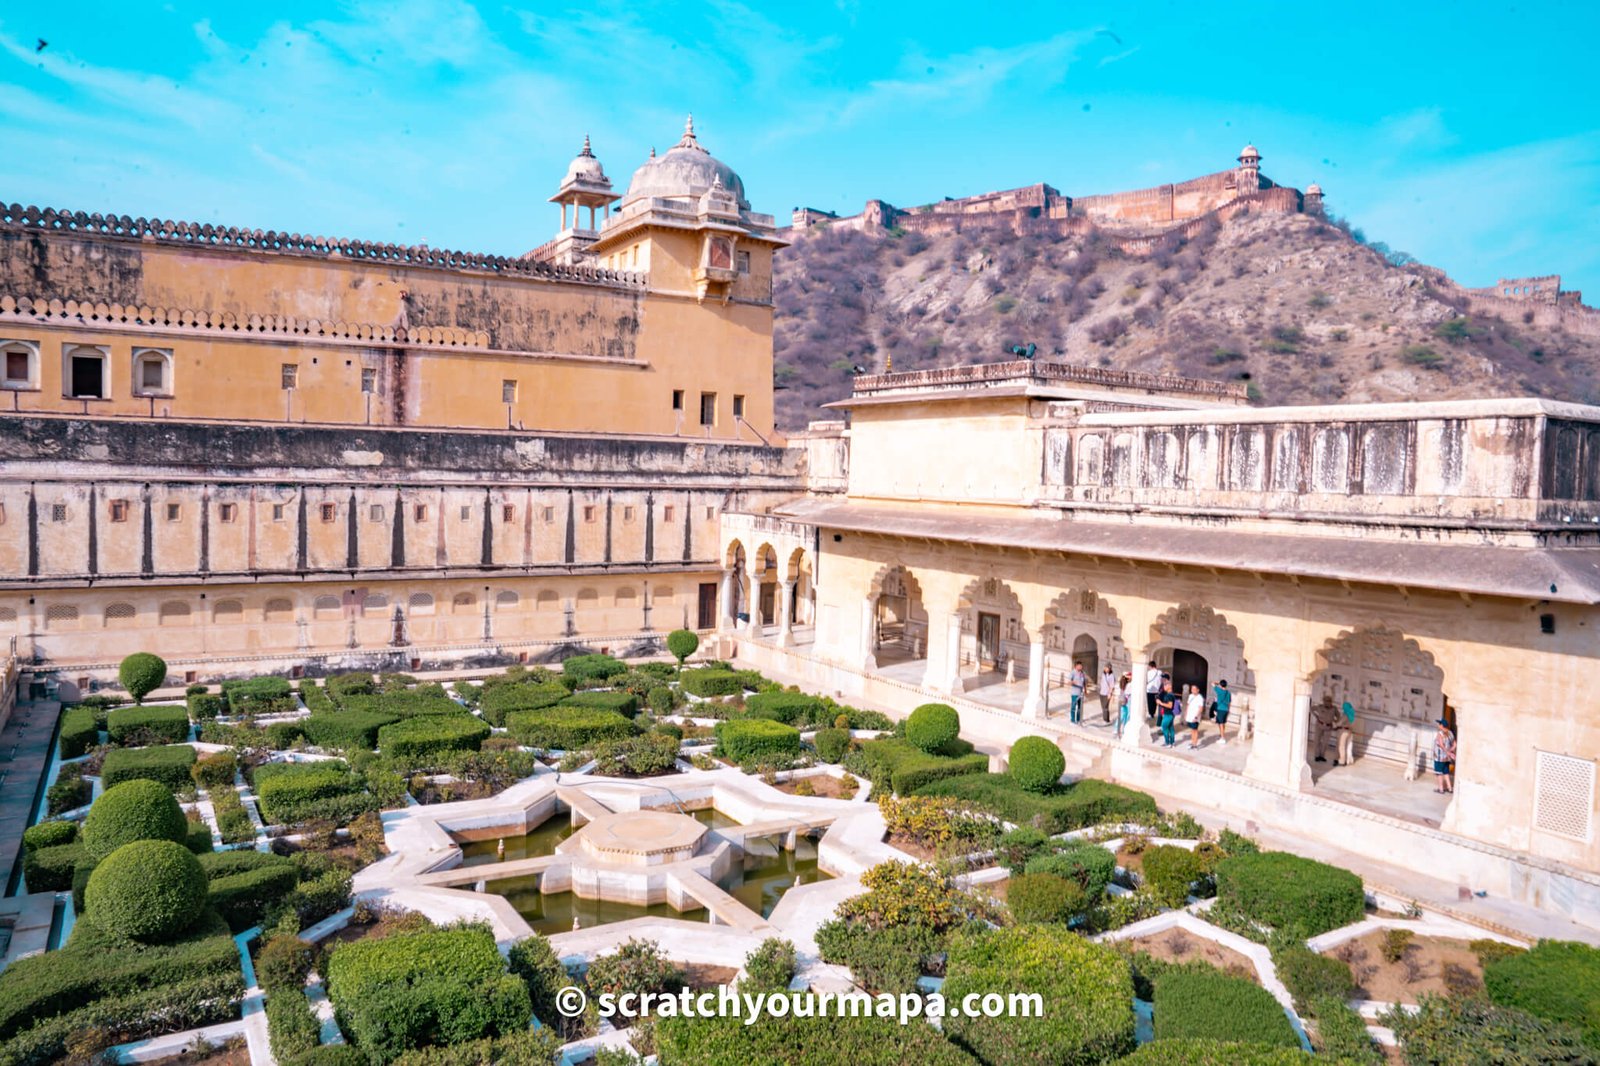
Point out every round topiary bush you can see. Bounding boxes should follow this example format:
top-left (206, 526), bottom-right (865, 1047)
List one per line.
top-left (84, 838), bottom-right (207, 941)
top-left (81, 778), bottom-right (188, 860)
top-left (1008, 736), bottom-right (1065, 792)
top-left (904, 703), bottom-right (960, 754)
top-left (666, 628), bottom-right (699, 669)
top-left (118, 652), bottom-right (169, 704)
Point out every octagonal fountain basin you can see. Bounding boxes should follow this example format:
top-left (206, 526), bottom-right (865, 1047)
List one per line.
top-left (578, 810), bottom-right (706, 867)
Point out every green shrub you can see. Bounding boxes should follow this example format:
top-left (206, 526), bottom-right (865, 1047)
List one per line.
top-left (1382, 994), bottom-right (1596, 1064)
top-left (560, 653), bottom-right (628, 685)
top-left (22, 841), bottom-right (83, 892)
top-left (591, 732), bottom-right (681, 776)
top-left (101, 743), bottom-right (198, 790)
top-left (585, 937), bottom-right (687, 1000)
top-left (325, 923), bottom-right (530, 1061)
top-left (1218, 827), bottom-right (1261, 856)
top-left (267, 987), bottom-right (322, 1062)
top-left (1272, 939), bottom-right (1355, 1013)
top-left (1008, 872), bottom-right (1089, 924)
top-left (812, 727), bottom-right (851, 763)
top-left (224, 676), bottom-right (296, 715)
top-left (200, 850), bottom-right (300, 930)
top-left (106, 705), bottom-right (190, 746)
top-left (744, 691), bottom-right (823, 724)
top-left (1153, 970), bottom-right (1299, 1048)
top-left (916, 773), bottom-right (1158, 832)
top-left (1213, 852), bottom-right (1365, 937)
top-left (257, 932), bottom-right (318, 993)
top-left (187, 692), bottom-right (225, 721)
top-left (341, 691), bottom-right (462, 719)
top-left (252, 761), bottom-right (368, 824)
top-left (905, 703), bottom-right (960, 753)
top-left (507, 705), bottom-right (638, 750)
top-left (666, 628), bottom-right (699, 668)
top-left (190, 751), bottom-right (237, 790)
top-left (715, 718), bottom-right (801, 764)
top-left (267, 720), bottom-right (307, 749)
top-left (377, 714), bottom-right (489, 762)
top-left (1113, 1039), bottom-right (1315, 1064)
top-left (58, 705), bottom-right (100, 760)
top-left (943, 923), bottom-right (1136, 1065)
top-left (297, 712), bottom-right (399, 753)
top-left (1025, 842), bottom-right (1117, 899)
top-left (560, 690), bottom-right (640, 716)
top-left (506, 934), bottom-right (582, 1031)
top-left (656, 1006), bottom-right (981, 1066)
top-left (815, 919), bottom-right (943, 994)
top-left (647, 685), bottom-right (679, 714)
top-left (85, 839), bottom-right (209, 942)
top-left (118, 653), bottom-right (168, 703)
top-left (325, 673), bottom-right (376, 700)
top-left (742, 937), bottom-right (797, 993)
top-left (46, 771), bottom-right (91, 815)
top-left (1483, 939), bottom-right (1600, 1046)
top-left (680, 668), bottom-right (746, 697)
top-left (22, 820), bottom-right (77, 851)
top-left (82, 778), bottom-right (188, 859)
top-left (1309, 996), bottom-right (1382, 1063)
top-left (1008, 735), bottom-right (1066, 792)
top-left (186, 818), bottom-right (214, 853)
top-left (1142, 845), bottom-right (1205, 907)
top-left (389, 1029), bottom-right (565, 1066)
top-left (859, 735), bottom-right (988, 795)
top-left (479, 682), bottom-right (568, 726)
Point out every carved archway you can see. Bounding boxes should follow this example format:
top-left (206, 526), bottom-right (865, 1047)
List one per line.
top-left (957, 576), bottom-right (1029, 674)
top-left (1146, 604), bottom-right (1254, 695)
top-left (1042, 588), bottom-right (1127, 691)
top-left (868, 564), bottom-right (927, 662)
top-left (1310, 626), bottom-right (1450, 775)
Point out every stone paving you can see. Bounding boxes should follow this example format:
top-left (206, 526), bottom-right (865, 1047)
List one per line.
top-left (0, 699), bottom-right (58, 896)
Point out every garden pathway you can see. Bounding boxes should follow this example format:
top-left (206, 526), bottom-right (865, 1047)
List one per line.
top-left (0, 699), bottom-right (59, 894)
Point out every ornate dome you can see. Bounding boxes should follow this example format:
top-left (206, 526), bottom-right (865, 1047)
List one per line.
top-left (1305, 182), bottom-right (1323, 196)
top-left (1238, 144), bottom-right (1261, 162)
top-left (624, 116), bottom-right (748, 209)
top-left (562, 136), bottom-right (609, 187)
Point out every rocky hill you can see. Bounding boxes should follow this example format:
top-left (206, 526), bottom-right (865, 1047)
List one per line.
top-left (770, 210), bottom-right (1600, 431)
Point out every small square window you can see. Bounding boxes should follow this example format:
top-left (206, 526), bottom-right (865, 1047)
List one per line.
top-left (413, 504), bottom-right (428, 521)
top-left (737, 250), bottom-right (751, 274)
top-left (502, 504), bottom-right (515, 522)
top-left (733, 394), bottom-right (746, 419)
top-left (583, 505), bottom-right (596, 523)
top-left (3, 347), bottom-right (31, 385)
top-left (321, 503), bottom-right (336, 522)
top-left (460, 505), bottom-right (471, 522)
top-left (281, 364), bottom-right (299, 390)
top-left (699, 392), bottom-right (717, 427)
top-left (542, 506), bottom-right (554, 523)
top-left (361, 368), bottom-right (376, 393)
top-left (272, 504), bottom-right (285, 521)
top-left (663, 505), bottom-right (675, 523)
top-left (672, 389), bottom-right (684, 411)
top-left (109, 500), bottom-right (129, 523)
top-left (166, 503), bottom-right (181, 522)
top-left (705, 506), bottom-right (715, 520)
top-left (623, 506), bottom-right (635, 522)
top-left (369, 504), bottom-right (385, 522)
top-left (502, 380), bottom-right (518, 403)
top-left (219, 503), bottom-right (237, 523)
top-left (51, 503), bottom-right (67, 523)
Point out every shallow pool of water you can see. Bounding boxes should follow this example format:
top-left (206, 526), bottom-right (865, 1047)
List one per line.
top-left (485, 876), bottom-right (710, 936)
top-left (690, 807), bottom-right (741, 830)
top-left (458, 818), bottom-right (576, 867)
top-left (719, 833), bottom-right (832, 918)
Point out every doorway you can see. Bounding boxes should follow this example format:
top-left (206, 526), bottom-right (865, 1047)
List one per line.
top-left (758, 582), bottom-right (776, 627)
top-left (1072, 634), bottom-right (1100, 682)
top-left (977, 612), bottom-right (1000, 669)
top-left (1171, 649), bottom-right (1209, 696)
top-left (697, 582), bottom-right (717, 630)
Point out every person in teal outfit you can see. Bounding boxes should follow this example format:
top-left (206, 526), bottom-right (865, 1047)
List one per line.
top-left (1211, 679), bottom-right (1232, 745)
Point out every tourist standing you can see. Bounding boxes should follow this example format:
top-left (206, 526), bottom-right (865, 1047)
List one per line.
top-left (1116, 672), bottom-right (1133, 739)
top-left (1145, 663), bottom-right (1162, 721)
top-left (1068, 662), bottom-right (1087, 724)
top-left (1099, 664), bottom-right (1116, 723)
top-left (1336, 701), bottom-right (1357, 767)
top-left (1311, 697), bottom-right (1340, 763)
top-left (1433, 718), bottom-right (1456, 794)
top-left (1155, 679), bottom-right (1178, 747)
top-left (1184, 684), bottom-right (1205, 748)
top-left (1211, 679), bottom-right (1232, 745)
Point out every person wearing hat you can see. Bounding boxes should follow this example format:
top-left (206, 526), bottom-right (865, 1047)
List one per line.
top-left (1432, 718), bottom-right (1457, 794)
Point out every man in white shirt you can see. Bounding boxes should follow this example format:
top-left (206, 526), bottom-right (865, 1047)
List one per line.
top-left (1145, 663), bottom-right (1162, 721)
top-left (1099, 665), bottom-right (1116, 723)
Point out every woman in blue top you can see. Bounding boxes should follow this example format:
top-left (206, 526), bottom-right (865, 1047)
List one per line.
top-left (1211, 680), bottom-right (1232, 746)
top-left (1155, 679), bottom-right (1178, 747)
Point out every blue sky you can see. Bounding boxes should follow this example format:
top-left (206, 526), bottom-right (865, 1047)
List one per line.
top-left (3, 1), bottom-right (1598, 295)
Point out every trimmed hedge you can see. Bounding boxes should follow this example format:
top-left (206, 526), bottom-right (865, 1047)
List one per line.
top-left (716, 718), bottom-right (801, 764)
top-left (905, 703), bottom-right (960, 753)
top-left (479, 682), bottom-right (568, 726)
top-left (1153, 971), bottom-right (1299, 1048)
top-left (253, 761), bottom-right (368, 824)
top-left (860, 736), bottom-right (988, 795)
top-left (83, 778), bottom-right (189, 859)
top-left (302, 711), bottom-right (401, 751)
top-left (656, 1006), bottom-right (981, 1066)
top-left (187, 692), bottom-right (225, 721)
top-left (915, 773), bottom-right (1159, 833)
top-left (1309, 996), bottom-right (1383, 1064)
top-left (1381, 993), bottom-right (1597, 1063)
top-left (267, 986), bottom-right (322, 1063)
top-left (506, 706), bottom-right (638, 751)
top-left (389, 1030), bottom-right (565, 1066)
top-left (223, 676), bottom-right (296, 715)
top-left (324, 923), bottom-right (530, 1061)
top-left (559, 690), bottom-right (640, 717)
top-left (1008, 872), bottom-right (1089, 924)
top-left (1025, 842), bottom-right (1117, 900)
top-left (681, 668), bottom-right (746, 698)
top-left (1009, 736), bottom-right (1066, 792)
top-left (22, 841), bottom-right (83, 892)
top-left (1213, 851), bottom-right (1365, 937)
top-left (942, 923), bottom-right (1136, 1065)
top-left (1142, 845), bottom-right (1205, 907)
top-left (59, 706), bottom-right (99, 759)
top-left (85, 839), bottom-right (209, 942)
top-left (101, 743), bottom-right (198, 790)
top-left (813, 727), bottom-right (851, 763)
top-left (22, 820), bottom-right (77, 851)
top-left (1114, 1040), bottom-right (1315, 1065)
top-left (560, 653), bottom-right (628, 685)
top-left (186, 819), bottom-right (214, 853)
top-left (191, 750), bottom-right (238, 789)
top-left (1483, 939), bottom-right (1600, 1046)
top-left (107, 705), bottom-right (190, 745)
top-left (1272, 940), bottom-right (1355, 1013)
top-left (341, 691), bottom-right (463, 718)
top-left (200, 850), bottom-right (300, 930)
top-left (379, 714), bottom-right (491, 762)
top-left (744, 691), bottom-right (824, 724)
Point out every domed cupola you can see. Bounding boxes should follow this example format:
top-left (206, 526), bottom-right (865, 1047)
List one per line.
top-left (549, 135), bottom-right (619, 233)
top-left (623, 115), bottom-right (749, 211)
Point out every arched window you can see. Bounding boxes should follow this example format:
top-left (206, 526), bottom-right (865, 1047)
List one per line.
top-left (1, 340), bottom-right (39, 390)
top-left (408, 592), bottom-right (435, 616)
top-left (313, 595), bottom-right (342, 619)
top-left (535, 590), bottom-right (559, 611)
top-left (264, 598), bottom-right (294, 622)
top-left (159, 601), bottom-right (192, 626)
top-left (103, 602), bottom-right (137, 628)
top-left (132, 348), bottom-right (173, 396)
top-left (494, 590), bottom-right (520, 612)
top-left (576, 588), bottom-right (599, 609)
top-left (362, 593), bottom-right (389, 617)
top-left (451, 592), bottom-right (477, 614)
top-left (45, 604), bottom-right (79, 630)
top-left (615, 587), bottom-right (637, 607)
top-left (213, 600), bottom-right (244, 624)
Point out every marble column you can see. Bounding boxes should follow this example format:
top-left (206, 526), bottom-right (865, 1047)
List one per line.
top-left (778, 581), bottom-right (796, 647)
top-left (859, 597), bottom-right (876, 667)
top-left (1242, 671), bottom-right (1312, 790)
top-left (1122, 661), bottom-right (1149, 748)
top-left (1022, 640), bottom-right (1046, 718)
top-left (942, 613), bottom-right (964, 695)
top-left (744, 566), bottom-right (761, 638)
top-left (717, 569), bottom-right (736, 632)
